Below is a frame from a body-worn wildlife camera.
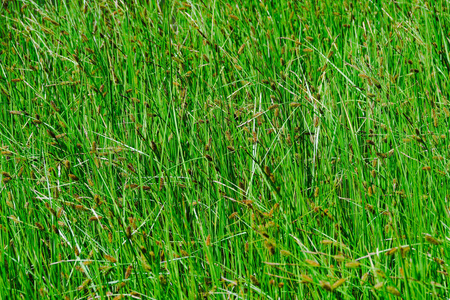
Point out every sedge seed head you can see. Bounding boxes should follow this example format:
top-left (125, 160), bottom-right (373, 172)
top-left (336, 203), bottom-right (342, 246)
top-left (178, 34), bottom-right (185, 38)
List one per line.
top-left (374, 281), bottom-right (384, 290)
top-left (104, 254), bottom-right (117, 263)
top-left (320, 281), bottom-right (332, 291)
top-left (386, 286), bottom-right (401, 297)
top-left (280, 250), bottom-right (291, 257)
top-left (425, 234), bottom-right (442, 245)
top-left (125, 265), bottom-right (133, 279)
top-left (47, 129), bottom-right (56, 139)
top-left (238, 43), bottom-right (246, 55)
top-left (125, 226), bottom-right (132, 239)
top-left (228, 212), bottom-right (238, 219)
top-left (68, 174), bottom-right (79, 181)
top-left (77, 279), bottom-right (91, 291)
top-left (400, 246), bottom-right (410, 257)
top-left (321, 239), bottom-right (334, 245)
top-left (300, 274), bottom-right (313, 283)
top-left (63, 160), bottom-right (70, 169)
top-left (331, 278), bottom-right (346, 290)
top-left (360, 272), bottom-right (370, 284)
top-left (89, 216), bottom-right (103, 222)
top-left (250, 275), bottom-right (260, 286)
top-left (314, 187), bottom-right (319, 197)
top-left (345, 261), bottom-right (360, 268)
top-left (386, 247), bottom-right (398, 256)
top-left (229, 14), bottom-right (239, 21)
top-left (305, 259), bottom-right (320, 267)
top-left (35, 222), bottom-right (45, 231)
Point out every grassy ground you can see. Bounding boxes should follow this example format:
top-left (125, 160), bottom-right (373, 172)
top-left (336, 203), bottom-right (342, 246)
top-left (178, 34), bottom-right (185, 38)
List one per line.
top-left (1, 0), bottom-right (450, 299)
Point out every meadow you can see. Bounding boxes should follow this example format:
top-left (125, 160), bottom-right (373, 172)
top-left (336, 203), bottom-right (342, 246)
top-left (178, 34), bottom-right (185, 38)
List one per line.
top-left (1, 0), bottom-right (450, 298)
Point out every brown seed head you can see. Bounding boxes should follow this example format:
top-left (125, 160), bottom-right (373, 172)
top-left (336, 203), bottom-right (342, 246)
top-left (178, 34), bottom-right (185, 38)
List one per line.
top-left (91, 141), bottom-right (97, 154)
top-left (77, 279), bottom-right (91, 291)
top-left (35, 222), bottom-right (45, 231)
top-left (360, 272), bottom-right (370, 284)
top-left (125, 225), bottom-right (132, 239)
top-left (1, 150), bottom-right (13, 156)
top-left (250, 275), bottom-right (260, 286)
top-left (300, 274), bottom-right (313, 283)
top-left (47, 129), bottom-right (57, 139)
top-left (104, 254), bottom-right (117, 263)
top-left (314, 187), bottom-right (319, 197)
top-left (63, 160), bottom-right (71, 169)
top-left (386, 286), bottom-right (401, 297)
top-left (320, 281), bottom-right (332, 291)
top-left (229, 14), bottom-right (239, 21)
top-left (89, 216), bottom-right (103, 222)
top-left (228, 212), bottom-right (238, 219)
top-left (305, 259), bottom-right (320, 267)
top-left (345, 261), bottom-right (360, 268)
top-left (331, 278), bottom-right (346, 290)
top-left (68, 174), bottom-right (79, 181)
top-left (125, 265), bottom-right (133, 279)
top-left (425, 234), bottom-right (442, 245)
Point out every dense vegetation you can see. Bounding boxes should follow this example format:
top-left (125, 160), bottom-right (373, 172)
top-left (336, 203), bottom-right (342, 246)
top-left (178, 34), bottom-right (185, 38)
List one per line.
top-left (1, 0), bottom-right (450, 298)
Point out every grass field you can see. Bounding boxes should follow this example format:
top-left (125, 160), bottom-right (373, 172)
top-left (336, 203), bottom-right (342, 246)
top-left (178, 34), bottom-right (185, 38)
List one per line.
top-left (1, 0), bottom-right (450, 299)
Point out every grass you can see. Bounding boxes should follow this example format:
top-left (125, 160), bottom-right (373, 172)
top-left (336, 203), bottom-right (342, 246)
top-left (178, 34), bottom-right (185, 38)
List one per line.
top-left (1, 0), bottom-right (450, 298)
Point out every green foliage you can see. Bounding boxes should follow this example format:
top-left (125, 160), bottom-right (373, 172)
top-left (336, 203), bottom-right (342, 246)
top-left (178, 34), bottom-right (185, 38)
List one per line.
top-left (1, 0), bottom-right (450, 298)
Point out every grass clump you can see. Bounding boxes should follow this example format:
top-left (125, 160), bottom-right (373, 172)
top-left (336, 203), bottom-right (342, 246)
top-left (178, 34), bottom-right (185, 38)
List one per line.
top-left (1, 0), bottom-right (450, 299)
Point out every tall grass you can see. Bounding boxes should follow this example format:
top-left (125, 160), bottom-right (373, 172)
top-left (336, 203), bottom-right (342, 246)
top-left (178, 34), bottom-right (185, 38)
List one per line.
top-left (1, 0), bottom-right (449, 298)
